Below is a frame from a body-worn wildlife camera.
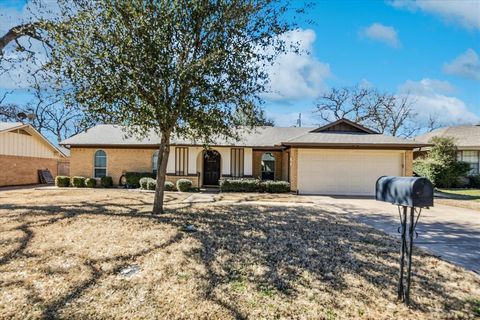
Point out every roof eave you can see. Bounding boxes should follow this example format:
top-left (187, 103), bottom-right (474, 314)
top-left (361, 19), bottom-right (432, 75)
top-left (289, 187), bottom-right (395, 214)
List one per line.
top-left (61, 143), bottom-right (287, 149)
top-left (0, 123), bottom-right (28, 134)
top-left (281, 142), bottom-right (430, 149)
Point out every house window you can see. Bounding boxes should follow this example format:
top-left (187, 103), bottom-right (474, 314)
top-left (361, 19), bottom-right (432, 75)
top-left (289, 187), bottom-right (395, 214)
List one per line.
top-left (261, 152), bottom-right (275, 180)
top-left (94, 150), bottom-right (107, 178)
top-left (231, 148), bottom-right (244, 177)
top-left (461, 151), bottom-right (479, 175)
top-left (175, 147), bottom-right (188, 175)
top-left (152, 151), bottom-right (159, 176)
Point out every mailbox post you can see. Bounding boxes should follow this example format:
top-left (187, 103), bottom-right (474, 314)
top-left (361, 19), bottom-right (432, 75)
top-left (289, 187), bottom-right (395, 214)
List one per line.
top-left (376, 176), bottom-right (434, 306)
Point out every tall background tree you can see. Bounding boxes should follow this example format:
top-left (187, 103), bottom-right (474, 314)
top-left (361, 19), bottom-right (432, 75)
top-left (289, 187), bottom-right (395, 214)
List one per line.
top-left (0, 84), bottom-right (86, 143)
top-left (315, 85), bottom-right (426, 137)
top-left (48, 0), bottom-right (302, 213)
top-left (0, 1), bottom-right (87, 143)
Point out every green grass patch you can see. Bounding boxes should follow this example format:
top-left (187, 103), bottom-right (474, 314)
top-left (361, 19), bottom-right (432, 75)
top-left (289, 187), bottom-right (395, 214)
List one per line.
top-left (230, 276), bottom-right (248, 293)
top-left (325, 308), bottom-right (337, 320)
top-left (466, 297), bottom-right (480, 316)
top-left (437, 188), bottom-right (480, 200)
top-left (258, 286), bottom-right (276, 297)
top-left (176, 272), bottom-right (190, 280)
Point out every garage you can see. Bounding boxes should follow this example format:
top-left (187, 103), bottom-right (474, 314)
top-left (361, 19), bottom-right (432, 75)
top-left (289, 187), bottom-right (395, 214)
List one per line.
top-left (297, 149), bottom-right (405, 195)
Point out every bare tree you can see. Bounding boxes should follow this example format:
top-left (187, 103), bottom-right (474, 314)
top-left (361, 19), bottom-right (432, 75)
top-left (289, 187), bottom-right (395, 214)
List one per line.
top-left (0, 91), bottom-right (25, 122)
top-left (43, 103), bottom-right (84, 143)
top-left (315, 85), bottom-right (420, 137)
top-left (425, 113), bottom-right (444, 132)
top-left (366, 93), bottom-right (419, 137)
top-left (316, 87), bottom-right (351, 122)
top-left (0, 83), bottom-right (85, 141)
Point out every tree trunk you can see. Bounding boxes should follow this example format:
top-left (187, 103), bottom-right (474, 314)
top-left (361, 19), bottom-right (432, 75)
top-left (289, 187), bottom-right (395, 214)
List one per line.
top-left (152, 131), bottom-right (171, 214)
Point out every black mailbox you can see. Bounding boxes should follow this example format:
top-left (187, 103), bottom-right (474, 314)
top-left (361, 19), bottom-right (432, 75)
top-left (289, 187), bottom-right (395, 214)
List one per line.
top-left (376, 176), bottom-right (434, 306)
top-left (376, 176), bottom-right (434, 208)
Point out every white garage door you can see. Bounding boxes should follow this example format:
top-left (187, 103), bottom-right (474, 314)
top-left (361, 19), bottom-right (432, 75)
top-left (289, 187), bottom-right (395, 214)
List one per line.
top-left (297, 149), bottom-right (404, 195)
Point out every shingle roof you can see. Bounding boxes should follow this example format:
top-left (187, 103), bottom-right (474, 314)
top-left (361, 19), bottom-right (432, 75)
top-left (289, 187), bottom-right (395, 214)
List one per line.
top-left (0, 122), bottom-right (24, 132)
top-left (414, 126), bottom-right (480, 148)
top-left (57, 146), bottom-right (70, 157)
top-left (61, 124), bottom-right (426, 148)
top-left (61, 125), bottom-right (311, 147)
top-left (282, 132), bottom-right (425, 147)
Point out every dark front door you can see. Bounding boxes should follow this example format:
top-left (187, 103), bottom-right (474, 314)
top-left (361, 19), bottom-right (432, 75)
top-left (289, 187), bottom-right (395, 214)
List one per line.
top-left (203, 150), bottom-right (221, 185)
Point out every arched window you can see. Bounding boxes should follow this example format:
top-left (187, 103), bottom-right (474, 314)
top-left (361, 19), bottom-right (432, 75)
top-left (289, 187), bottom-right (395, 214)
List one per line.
top-left (152, 150), bottom-right (159, 175)
top-left (94, 150), bottom-right (107, 178)
top-left (261, 152), bottom-right (275, 180)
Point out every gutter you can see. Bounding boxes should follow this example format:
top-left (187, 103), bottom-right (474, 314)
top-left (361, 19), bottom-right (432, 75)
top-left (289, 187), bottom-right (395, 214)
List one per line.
top-left (280, 142), bottom-right (432, 149)
top-left (60, 143), bottom-right (287, 150)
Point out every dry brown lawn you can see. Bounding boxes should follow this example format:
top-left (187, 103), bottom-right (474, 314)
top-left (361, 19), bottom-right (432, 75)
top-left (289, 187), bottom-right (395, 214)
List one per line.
top-left (0, 188), bottom-right (479, 319)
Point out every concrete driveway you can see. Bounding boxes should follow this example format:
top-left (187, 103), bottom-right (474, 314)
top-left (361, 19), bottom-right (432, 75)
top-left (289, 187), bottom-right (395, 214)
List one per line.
top-left (307, 196), bottom-right (480, 274)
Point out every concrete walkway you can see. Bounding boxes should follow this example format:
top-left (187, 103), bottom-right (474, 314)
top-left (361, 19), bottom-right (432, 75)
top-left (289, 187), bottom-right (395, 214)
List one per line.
top-left (306, 196), bottom-right (480, 274)
top-left (0, 184), bottom-right (50, 191)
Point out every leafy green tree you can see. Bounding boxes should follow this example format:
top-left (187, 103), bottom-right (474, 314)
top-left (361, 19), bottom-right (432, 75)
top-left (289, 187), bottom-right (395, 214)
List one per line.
top-left (234, 105), bottom-right (275, 126)
top-left (413, 137), bottom-right (470, 188)
top-left (48, 0), bottom-right (300, 213)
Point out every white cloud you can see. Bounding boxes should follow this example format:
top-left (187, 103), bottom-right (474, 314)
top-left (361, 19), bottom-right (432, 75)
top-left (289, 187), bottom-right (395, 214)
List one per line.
top-left (443, 49), bottom-right (480, 81)
top-left (390, 0), bottom-right (480, 30)
top-left (262, 29), bottom-right (331, 101)
top-left (358, 78), bottom-right (374, 89)
top-left (399, 78), bottom-right (479, 124)
top-left (360, 23), bottom-right (400, 48)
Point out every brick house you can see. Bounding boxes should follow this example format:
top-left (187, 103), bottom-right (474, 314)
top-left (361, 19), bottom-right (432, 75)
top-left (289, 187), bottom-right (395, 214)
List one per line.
top-left (414, 125), bottom-right (480, 175)
top-left (60, 119), bottom-right (426, 195)
top-left (0, 122), bottom-right (68, 187)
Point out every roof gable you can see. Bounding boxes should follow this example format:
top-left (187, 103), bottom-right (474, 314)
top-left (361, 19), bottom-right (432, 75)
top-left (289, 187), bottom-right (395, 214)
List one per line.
top-left (0, 122), bottom-right (67, 158)
top-left (0, 122), bottom-right (24, 133)
top-left (310, 119), bottom-right (377, 134)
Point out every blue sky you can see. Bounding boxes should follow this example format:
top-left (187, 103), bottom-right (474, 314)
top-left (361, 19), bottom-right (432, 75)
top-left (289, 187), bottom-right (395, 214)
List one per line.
top-left (263, 0), bottom-right (480, 126)
top-left (1, 0), bottom-right (479, 129)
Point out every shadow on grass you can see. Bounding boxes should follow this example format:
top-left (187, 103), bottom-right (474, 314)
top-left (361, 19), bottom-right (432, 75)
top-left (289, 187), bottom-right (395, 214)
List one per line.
top-left (0, 195), bottom-right (478, 319)
top-left (41, 233), bottom-right (183, 319)
top-left (436, 189), bottom-right (480, 200)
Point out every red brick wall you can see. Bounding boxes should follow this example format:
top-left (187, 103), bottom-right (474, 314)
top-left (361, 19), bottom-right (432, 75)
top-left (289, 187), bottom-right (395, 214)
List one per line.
top-left (0, 155), bottom-right (58, 187)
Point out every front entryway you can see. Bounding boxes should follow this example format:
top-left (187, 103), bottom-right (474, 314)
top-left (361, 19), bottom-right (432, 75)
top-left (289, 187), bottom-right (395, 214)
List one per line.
top-left (203, 150), bottom-right (221, 186)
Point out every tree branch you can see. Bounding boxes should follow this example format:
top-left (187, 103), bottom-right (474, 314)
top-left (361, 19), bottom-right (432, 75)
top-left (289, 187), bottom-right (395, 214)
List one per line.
top-left (0, 23), bottom-right (44, 53)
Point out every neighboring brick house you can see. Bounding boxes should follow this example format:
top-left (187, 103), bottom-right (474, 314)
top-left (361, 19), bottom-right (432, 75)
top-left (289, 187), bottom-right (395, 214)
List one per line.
top-left (0, 122), bottom-right (68, 187)
top-left (414, 125), bottom-right (480, 175)
top-left (60, 119), bottom-right (426, 195)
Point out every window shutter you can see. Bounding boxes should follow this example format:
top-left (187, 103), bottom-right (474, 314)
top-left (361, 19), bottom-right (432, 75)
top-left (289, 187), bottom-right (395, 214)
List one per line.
top-left (175, 147), bottom-right (189, 175)
top-left (231, 148), bottom-right (244, 177)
